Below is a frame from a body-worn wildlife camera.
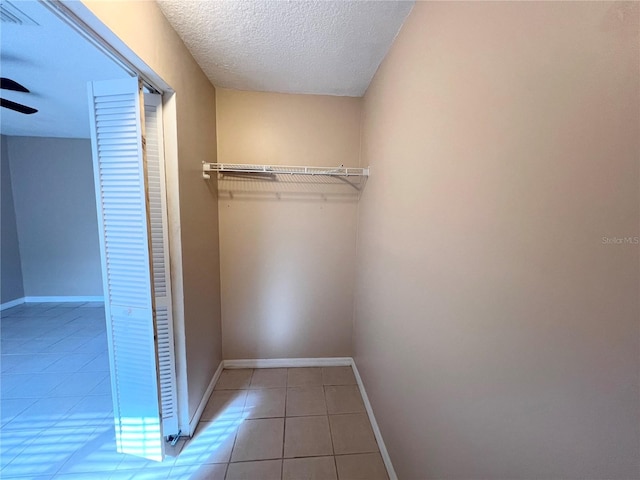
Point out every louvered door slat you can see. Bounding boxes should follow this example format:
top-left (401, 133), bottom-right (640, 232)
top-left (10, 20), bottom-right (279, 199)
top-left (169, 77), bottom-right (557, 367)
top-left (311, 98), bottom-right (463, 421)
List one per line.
top-left (144, 93), bottom-right (179, 436)
top-left (88, 77), bottom-right (164, 462)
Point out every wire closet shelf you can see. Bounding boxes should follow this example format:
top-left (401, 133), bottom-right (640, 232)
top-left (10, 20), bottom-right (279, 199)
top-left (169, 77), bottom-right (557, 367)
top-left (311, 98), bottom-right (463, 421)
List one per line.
top-left (202, 162), bottom-right (370, 179)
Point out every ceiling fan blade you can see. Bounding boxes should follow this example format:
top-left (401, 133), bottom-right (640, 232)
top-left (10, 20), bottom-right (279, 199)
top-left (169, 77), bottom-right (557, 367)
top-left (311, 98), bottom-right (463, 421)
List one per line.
top-left (0, 78), bottom-right (29, 93)
top-left (1, 98), bottom-right (38, 114)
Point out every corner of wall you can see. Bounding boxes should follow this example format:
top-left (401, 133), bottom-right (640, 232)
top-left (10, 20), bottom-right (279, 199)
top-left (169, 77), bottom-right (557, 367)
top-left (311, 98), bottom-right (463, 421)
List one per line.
top-left (0, 135), bottom-right (25, 304)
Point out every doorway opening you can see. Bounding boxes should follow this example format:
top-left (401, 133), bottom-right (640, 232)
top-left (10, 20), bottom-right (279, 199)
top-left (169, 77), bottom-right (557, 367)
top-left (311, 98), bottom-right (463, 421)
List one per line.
top-left (1, 0), bottom-right (184, 476)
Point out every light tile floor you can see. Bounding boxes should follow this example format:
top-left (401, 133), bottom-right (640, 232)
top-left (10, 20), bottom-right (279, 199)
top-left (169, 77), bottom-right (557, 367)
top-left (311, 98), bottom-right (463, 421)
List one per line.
top-left (187, 366), bottom-right (389, 479)
top-left (1, 303), bottom-right (388, 479)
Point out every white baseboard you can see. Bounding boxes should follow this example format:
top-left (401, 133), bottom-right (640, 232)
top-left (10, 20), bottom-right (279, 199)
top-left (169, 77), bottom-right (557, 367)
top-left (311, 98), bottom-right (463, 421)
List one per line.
top-left (0, 297), bottom-right (25, 311)
top-left (223, 357), bottom-right (352, 369)
top-left (1, 296), bottom-right (105, 311)
top-left (351, 360), bottom-right (397, 480)
top-left (188, 361), bottom-right (224, 436)
top-left (24, 296), bottom-right (104, 303)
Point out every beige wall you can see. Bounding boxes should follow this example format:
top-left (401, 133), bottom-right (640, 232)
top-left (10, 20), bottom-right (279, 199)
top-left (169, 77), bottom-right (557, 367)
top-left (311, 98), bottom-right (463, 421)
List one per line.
top-left (81, 1), bottom-right (222, 425)
top-left (216, 89), bottom-right (361, 359)
top-left (355, 2), bottom-right (639, 479)
top-left (7, 137), bottom-right (102, 297)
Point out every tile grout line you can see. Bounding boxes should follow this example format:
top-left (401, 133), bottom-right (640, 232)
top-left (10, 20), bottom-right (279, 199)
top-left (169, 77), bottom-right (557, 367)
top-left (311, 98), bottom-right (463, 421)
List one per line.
top-left (227, 370), bottom-right (251, 466)
top-left (280, 379), bottom-right (285, 472)
top-left (283, 369), bottom-right (290, 461)
top-left (324, 384), bottom-right (340, 479)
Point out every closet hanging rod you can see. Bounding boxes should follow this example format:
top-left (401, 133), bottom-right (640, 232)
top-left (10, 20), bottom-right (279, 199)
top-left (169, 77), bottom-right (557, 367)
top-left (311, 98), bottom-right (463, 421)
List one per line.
top-left (202, 162), bottom-right (370, 180)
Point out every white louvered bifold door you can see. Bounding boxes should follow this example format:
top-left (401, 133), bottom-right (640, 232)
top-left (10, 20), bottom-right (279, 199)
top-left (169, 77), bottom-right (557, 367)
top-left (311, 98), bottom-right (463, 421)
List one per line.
top-left (143, 93), bottom-right (179, 437)
top-left (88, 77), bottom-right (164, 462)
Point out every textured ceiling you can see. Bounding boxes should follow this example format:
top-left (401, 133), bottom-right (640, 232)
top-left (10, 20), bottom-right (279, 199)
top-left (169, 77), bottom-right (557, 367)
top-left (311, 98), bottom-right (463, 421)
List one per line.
top-left (158, 0), bottom-right (414, 97)
top-left (0, 1), bottom-right (128, 138)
